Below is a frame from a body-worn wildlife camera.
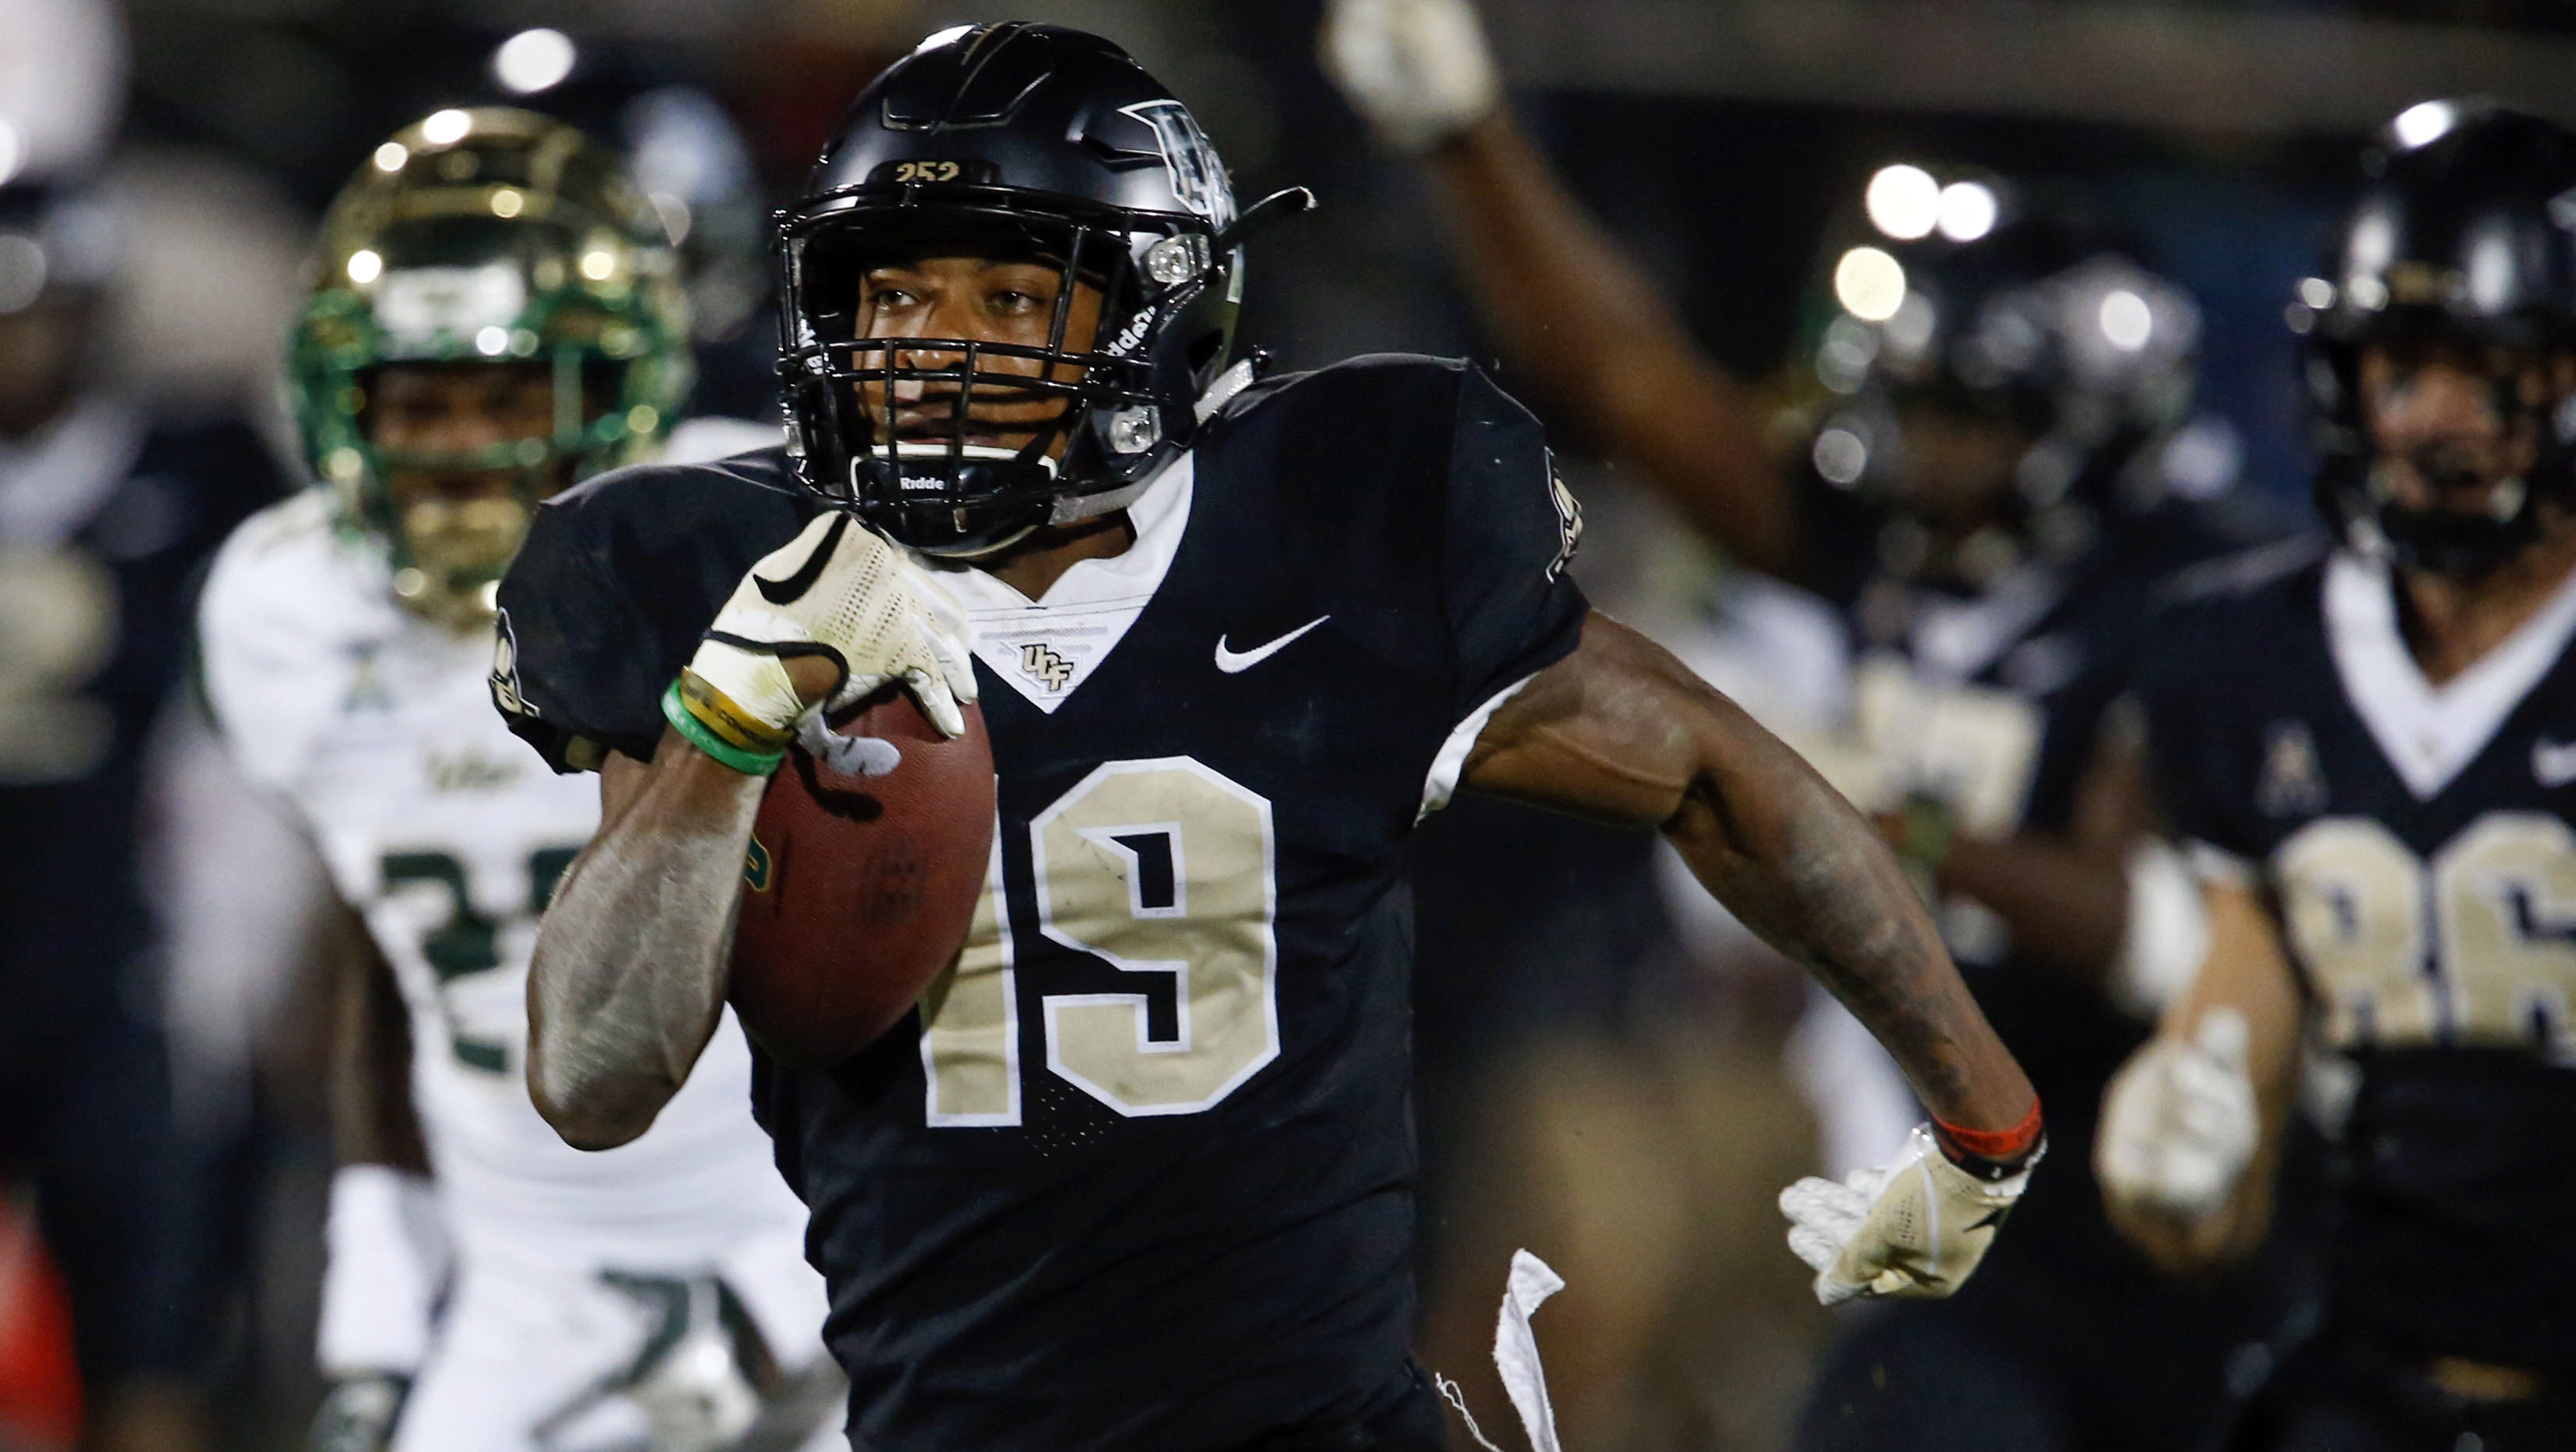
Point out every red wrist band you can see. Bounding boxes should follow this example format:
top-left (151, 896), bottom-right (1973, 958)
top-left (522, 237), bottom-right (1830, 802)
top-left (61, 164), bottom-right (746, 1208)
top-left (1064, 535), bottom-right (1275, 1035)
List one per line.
top-left (1933, 1098), bottom-right (2044, 1165)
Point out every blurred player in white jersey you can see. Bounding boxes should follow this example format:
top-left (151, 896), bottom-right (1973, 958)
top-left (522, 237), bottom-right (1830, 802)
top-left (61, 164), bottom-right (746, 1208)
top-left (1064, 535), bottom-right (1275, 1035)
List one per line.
top-left (191, 109), bottom-right (835, 1452)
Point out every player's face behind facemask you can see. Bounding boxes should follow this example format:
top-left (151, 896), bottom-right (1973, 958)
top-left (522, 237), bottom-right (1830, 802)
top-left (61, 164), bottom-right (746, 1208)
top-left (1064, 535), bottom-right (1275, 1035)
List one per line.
top-left (362, 358), bottom-right (592, 628)
top-left (843, 237), bottom-right (1109, 467)
top-left (2354, 339), bottom-right (2576, 575)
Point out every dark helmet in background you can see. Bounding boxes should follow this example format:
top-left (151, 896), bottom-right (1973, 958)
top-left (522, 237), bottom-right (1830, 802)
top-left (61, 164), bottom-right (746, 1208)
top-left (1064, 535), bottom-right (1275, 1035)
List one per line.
top-left (2301, 102), bottom-right (2576, 578)
top-left (1806, 191), bottom-right (2202, 589)
top-left (776, 23), bottom-right (1303, 557)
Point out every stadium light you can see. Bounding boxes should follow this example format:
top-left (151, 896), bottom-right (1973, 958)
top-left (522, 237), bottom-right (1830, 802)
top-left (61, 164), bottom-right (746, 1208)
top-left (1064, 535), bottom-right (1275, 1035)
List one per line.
top-left (1835, 246), bottom-right (1907, 322)
top-left (2100, 289), bottom-right (2153, 351)
top-left (1813, 427), bottom-right (1869, 486)
top-left (1864, 165), bottom-right (1940, 240)
top-left (2392, 100), bottom-right (2457, 150)
top-left (422, 109), bottom-right (473, 145)
top-left (1937, 181), bottom-right (1997, 242)
top-left (495, 29), bottom-right (578, 97)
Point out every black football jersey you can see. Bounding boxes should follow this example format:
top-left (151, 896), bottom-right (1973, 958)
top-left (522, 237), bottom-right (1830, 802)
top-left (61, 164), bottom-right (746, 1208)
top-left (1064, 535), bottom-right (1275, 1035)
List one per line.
top-left (493, 355), bottom-right (1589, 1450)
top-left (2144, 543), bottom-right (2576, 1374)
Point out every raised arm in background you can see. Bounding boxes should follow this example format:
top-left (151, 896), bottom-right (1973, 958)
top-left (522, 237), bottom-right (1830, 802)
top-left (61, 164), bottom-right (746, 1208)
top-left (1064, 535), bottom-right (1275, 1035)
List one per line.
top-left (1326, 0), bottom-right (2155, 993)
top-left (1325, 0), bottom-right (1795, 576)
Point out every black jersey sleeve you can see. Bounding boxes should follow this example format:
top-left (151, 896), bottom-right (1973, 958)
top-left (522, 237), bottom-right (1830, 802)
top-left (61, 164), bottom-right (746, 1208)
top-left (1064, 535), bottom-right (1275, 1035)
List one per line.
top-left (492, 450), bottom-right (810, 772)
top-left (1439, 363), bottom-right (1589, 717)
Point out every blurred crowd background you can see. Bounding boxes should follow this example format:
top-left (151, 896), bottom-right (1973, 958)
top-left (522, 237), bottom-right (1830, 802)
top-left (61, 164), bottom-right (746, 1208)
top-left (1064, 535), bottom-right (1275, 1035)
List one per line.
top-left (5, 0), bottom-right (2576, 1449)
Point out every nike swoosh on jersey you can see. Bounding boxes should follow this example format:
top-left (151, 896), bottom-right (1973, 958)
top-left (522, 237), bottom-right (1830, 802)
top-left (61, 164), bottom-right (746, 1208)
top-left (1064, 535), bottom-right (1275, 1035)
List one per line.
top-left (754, 514), bottom-right (851, 604)
top-left (1214, 615), bottom-right (1329, 674)
top-left (2536, 738), bottom-right (2576, 788)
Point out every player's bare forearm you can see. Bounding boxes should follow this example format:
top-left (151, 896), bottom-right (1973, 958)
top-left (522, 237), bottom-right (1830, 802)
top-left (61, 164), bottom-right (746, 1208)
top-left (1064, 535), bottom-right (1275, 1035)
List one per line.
top-left (329, 904), bottom-right (431, 1173)
top-left (1427, 115), bottom-right (1794, 574)
top-left (1464, 614), bottom-right (2035, 1130)
top-left (526, 728), bottom-right (763, 1150)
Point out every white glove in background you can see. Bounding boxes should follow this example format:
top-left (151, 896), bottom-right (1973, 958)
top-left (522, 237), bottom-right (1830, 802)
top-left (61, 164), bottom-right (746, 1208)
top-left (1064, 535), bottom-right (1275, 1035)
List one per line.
top-left (1320, 0), bottom-right (1502, 153)
top-left (2097, 1007), bottom-right (2259, 1221)
top-left (1778, 1124), bottom-right (2033, 1305)
top-left (685, 511), bottom-right (978, 742)
top-left (317, 1165), bottom-right (451, 1376)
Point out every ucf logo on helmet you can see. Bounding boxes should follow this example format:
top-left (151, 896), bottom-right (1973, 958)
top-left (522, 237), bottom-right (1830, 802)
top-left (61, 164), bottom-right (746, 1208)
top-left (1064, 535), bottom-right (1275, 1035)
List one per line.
top-left (1120, 100), bottom-right (1236, 227)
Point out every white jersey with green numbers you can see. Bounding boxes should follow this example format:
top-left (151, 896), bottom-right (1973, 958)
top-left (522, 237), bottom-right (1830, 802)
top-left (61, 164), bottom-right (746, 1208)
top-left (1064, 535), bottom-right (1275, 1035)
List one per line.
top-left (197, 488), bottom-right (805, 1268)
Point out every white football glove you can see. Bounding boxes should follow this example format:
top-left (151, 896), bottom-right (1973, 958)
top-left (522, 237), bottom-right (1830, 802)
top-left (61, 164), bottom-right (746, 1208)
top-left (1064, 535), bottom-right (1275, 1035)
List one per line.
top-left (679, 511), bottom-right (977, 755)
top-left (1320, 0), bottom-right (1502, 153)
top-left (1778, 1125), bottom-right (2033, 1305)
top-left (2097, 1008), bottom-right (2258, 1222)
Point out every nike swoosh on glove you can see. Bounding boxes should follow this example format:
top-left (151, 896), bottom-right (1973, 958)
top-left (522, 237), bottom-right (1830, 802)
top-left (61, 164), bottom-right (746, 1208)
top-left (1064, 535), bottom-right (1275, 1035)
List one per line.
top-left (1778, 1125), bottom-right (2033, 1304)
top-left (680, 511), bottom-right (978, 750)
top-left (1320, 0), bottom-right (1501, 153)
top-left (2097, 1007), bottom-right (2258, 1221)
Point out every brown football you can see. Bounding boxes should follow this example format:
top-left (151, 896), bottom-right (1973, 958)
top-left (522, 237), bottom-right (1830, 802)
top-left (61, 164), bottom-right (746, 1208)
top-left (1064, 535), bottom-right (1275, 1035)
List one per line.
top-left (728, 692), bottom-right (995, 1070)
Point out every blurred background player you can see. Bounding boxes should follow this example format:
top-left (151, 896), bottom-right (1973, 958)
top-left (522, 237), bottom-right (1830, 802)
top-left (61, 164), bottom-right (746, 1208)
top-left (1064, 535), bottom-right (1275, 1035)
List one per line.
top-left (0, 160), bottom-right (286, 1452)
top-left (2102, 104), bottom-right (2576, 1452)
top-left (1323, 2), bottom-right (2306, 1448)
top-left (190, 109), bottom-right (836, 1452)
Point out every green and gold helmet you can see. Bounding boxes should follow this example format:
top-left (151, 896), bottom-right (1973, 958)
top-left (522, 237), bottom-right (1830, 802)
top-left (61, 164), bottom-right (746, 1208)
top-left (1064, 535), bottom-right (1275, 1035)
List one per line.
top-left (289, 107), bottom-right (691, 628)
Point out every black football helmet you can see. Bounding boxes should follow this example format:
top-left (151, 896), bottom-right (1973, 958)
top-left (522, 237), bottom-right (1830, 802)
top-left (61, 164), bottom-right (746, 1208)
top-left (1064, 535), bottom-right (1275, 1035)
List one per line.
top-left (775, 23), bottom-right (1304, 556)
top-left (1807, 205), bottom-right (2201, 589)
top-left (2304, 104), bottom-right (2576, 578)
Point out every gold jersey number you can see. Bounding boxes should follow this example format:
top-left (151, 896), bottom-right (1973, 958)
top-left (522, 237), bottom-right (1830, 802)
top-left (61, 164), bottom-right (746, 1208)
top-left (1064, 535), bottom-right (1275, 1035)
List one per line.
top-left (920, 756), bottom-right (1279, 1125)
top-left (2276, 812), bottom-right (2576, 1054)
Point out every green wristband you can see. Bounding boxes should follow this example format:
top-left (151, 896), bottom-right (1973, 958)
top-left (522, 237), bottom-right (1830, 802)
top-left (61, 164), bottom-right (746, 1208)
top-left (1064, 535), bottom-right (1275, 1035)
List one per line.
top-left (662, 682), bottom-right (787, 777)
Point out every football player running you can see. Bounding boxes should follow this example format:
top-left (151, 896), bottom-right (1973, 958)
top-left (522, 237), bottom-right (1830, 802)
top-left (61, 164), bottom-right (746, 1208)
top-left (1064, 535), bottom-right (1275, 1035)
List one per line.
top-left (2100, 105), bottom-right (2576, 1452)
top-left (193, 110), bottom-right (837, 1452)
top-left (497, 26), bottom-right (2042, 1451)
top-left (1323, 2), bottom-right (2292, 1448)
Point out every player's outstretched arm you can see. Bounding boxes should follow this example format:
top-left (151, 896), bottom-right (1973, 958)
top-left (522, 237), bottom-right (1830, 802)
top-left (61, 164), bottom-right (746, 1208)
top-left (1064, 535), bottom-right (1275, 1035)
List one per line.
top-left (2098, 878), bottom-right (2306, 1275)
top-left (1323, 0), bottom-right (1794, 575)
top-left (1464, 613), bottom-right (2041, 1301)
top-left (1466, 613), bottom-right (2033, 1130)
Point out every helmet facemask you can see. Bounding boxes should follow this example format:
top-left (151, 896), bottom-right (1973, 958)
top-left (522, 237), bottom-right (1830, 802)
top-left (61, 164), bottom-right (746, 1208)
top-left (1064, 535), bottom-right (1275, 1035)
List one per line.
top-left (779, 199), bottom-right (1221, 557)
top-left (2301, 106), bottom-right (2576, 581)
top-left (2317, 334), bottom-right (2576, 579)
top-left (358, 354), bottom-right (612, 629)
